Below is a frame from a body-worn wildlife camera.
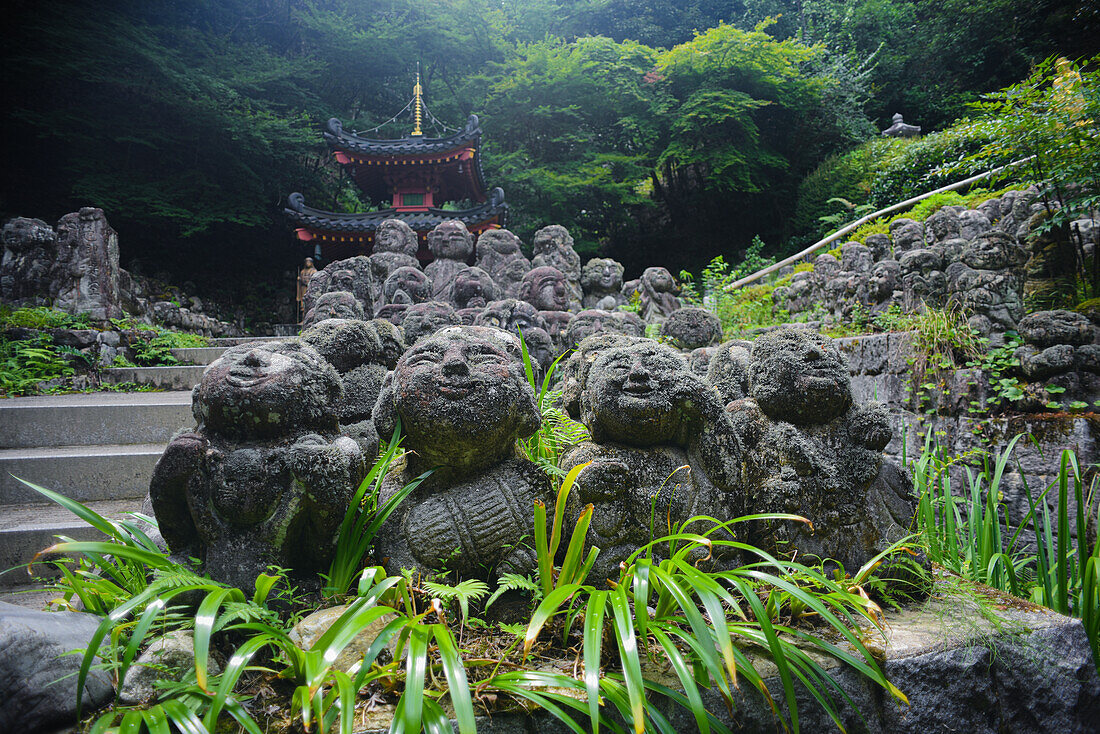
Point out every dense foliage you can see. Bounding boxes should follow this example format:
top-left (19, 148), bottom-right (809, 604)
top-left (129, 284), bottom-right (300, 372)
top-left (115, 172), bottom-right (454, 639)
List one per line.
top-left (1, 0), bottom-right (1091, 308)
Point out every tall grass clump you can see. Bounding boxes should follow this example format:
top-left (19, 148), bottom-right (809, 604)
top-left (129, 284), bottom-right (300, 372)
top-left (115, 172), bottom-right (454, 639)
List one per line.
top-left (912, 433), bottom-right (1100, 671)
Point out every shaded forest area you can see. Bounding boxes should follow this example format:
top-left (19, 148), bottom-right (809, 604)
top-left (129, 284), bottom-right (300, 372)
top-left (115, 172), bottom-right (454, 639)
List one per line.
top-left (1, 0), bottom-right (1095, 318)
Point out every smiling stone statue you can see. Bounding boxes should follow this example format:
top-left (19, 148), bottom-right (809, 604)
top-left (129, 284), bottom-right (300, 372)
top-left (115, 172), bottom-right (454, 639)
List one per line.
top-left (371, 326), bottom-right (553, 579)
top-left (149, 340), bottom-right (366, 591)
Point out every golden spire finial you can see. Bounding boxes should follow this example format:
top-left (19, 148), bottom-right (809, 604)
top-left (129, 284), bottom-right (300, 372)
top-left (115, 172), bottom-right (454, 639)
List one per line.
top-left (412, 66), bottom-right (424, 137)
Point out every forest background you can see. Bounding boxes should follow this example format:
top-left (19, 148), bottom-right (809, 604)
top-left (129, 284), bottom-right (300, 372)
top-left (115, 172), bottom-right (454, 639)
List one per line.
top-left (1, 0), bottom-right (1096, 321)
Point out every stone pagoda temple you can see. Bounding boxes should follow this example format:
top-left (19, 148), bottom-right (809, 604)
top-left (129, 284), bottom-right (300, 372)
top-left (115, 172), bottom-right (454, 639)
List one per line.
top-left (284, 75), bottom-right (508, 262)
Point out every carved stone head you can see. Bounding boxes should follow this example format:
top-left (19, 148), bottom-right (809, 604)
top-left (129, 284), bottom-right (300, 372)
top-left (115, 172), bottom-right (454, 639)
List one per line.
top-left (373, 325), bottom-right (540, 473)
top-left (869, 260), bottom-right (900, 302)
top-left (532, 224), bottom-right (574, 259)
top-left (581, 258), bottom-right (624, 294)
top-left (520, 266), bottom-right (569, 311)
top-left (641, 266), bottom-right (676, 294)
top-left (427, 220), bottom-right (474, 261)
top-left (401, 301), bottom-right (461, 345)
top-left (303, 291), bottom-right (366, 327)
top-left (193, 340), bottom-right (342, 438)
top-left (383, 267), bottom-right (431, 305)
top-left (375, 219), bottom-right (419, 256)
top-left (749, 328), bottom-right (852, 425)
top-left (476, 228), bottom-right (524, 260)
top-left (452, 266), bottom-right (500, 309)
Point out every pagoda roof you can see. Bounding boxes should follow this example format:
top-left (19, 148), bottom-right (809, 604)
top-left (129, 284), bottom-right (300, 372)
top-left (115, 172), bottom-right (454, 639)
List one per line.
top-left (284, 188), bottom-right (507, 236)
top-left (323, 115), bottom-right (481, 157)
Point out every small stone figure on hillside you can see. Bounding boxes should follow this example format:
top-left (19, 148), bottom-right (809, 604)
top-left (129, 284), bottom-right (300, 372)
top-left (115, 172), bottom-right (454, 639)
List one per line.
top-left (882, 112), bottom-right (921, 138)
top-left (660, 307), bottom-right (723, 350)
top-left (519, 265), bottom-right (570, 312)
top-left (867, 260), bottom-right (902, 314)
top-left (424, 220), bottom-right (473, 301)
top-left (149, 340), bottom-right (367, 591)
top-left (638, 267), bottom-right (682, 322)
top-left (559, 335), bottom-right (744, 585)
top-left (581, 258), bottom-right (626, 310)
top-left (727, 327), bottom-right (922, 581)
top-left (531, 225), bottom-right (583, 310)
top-left (946, 231), bottom-right (1029, 334)
top-left (302, 255), bottom-right (375, 317)
top-left (475, 229), bottom-right (531, 299)
top-left (302, 291), bottom-right (366, 328)
top-left (372, 326), bottom-right (553, 579)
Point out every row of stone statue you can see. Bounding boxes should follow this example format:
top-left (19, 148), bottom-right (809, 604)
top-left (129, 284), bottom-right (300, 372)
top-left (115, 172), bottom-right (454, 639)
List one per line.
top-left (150, 320), bottom-right (920, 593)
top-left (301, 219), bottom-right (684, 328)
top-left (775, 189), bottom-right (1041, 338)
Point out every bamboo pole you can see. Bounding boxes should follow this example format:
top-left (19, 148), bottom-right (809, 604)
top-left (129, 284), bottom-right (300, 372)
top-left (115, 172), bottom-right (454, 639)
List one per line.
top-left (724, 156), bottom-right (1035, 291)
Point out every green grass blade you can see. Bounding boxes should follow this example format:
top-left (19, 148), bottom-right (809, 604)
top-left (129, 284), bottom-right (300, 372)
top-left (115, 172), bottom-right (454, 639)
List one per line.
top-left (433, 624), bottom-right (477, 734)
top-left (400, 625), bottom-right (430, 733)
top-left (203, 633), bottom-right (273, 729)
top-left (559, 504), bottom-right (594, 587)
top-left (534, 500), bottom-right (552, 597)
top-left (193, 587), bottom-right (242, 691)
top-left (608, 584), bottom-right (645, 733)
top-left (551, 462), bottom-right (590, 560)
top-left (583, 590), bottom-right (608, 733)
top-left (161, 698), bottom-right (208, 734)
top-left (651, 628), bottom-right (711, 734)
top-left (524, 583), bottom-right (584, 658)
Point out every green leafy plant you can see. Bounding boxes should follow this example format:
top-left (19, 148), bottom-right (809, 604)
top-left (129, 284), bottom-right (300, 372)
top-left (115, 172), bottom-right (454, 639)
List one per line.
top-left (0, 333), bottom-right (77, 396)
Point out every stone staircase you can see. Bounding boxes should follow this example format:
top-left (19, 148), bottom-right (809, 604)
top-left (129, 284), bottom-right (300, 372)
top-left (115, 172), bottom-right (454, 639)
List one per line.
top-left (0, 336), bottom-right (278, 602)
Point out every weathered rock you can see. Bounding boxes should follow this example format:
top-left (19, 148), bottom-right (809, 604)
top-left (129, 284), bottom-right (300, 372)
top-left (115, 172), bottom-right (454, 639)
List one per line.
top-left (0, 601), bottom-right (114, 732)
top-left (372, 326), bottom-right (551, 579)
top-left (150, 340), bottom-right (366, 590)
top-left (0, 217), bottom-right (57, 306)
top-left (531, 225), bottom-right (583, 311)
top-left (1018, 309), bottom-right (1094, 348)
top-left (705, 340), bottom-right (752, 404)
top-left (580, 258), bottom-right (626, 310)
top-left (288, 606), bottom-right (398, 672)
top-left (1016, 344), bottom-right (1077, 379)
top-left (840, 242), bottom-right (873, 272)
top-left (50, 208), bottom-right (124, 319)
top-left (119, 631), bottom-right (221, 705)
top-left (660, 307), bottom-right (722, 350)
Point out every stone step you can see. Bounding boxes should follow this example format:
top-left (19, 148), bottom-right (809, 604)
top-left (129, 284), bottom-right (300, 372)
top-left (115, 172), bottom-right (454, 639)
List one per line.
top-left (169, 346), bottom-right (227, 365)
top-left (0, 391), bottom-right (192, 449)
top-left (0, 582), bottom-right (57, 610)
top-left (0, 499), bottom-right (139, 588)
top-left (101, 364), bottom-right (207, 390)
top-left (206, 336), bottom-right (282, 347)
top-left (0, 443), bottom-right (166, 506)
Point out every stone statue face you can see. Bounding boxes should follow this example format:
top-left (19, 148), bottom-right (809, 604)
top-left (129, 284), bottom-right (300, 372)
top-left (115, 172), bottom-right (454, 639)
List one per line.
top-left (477, 229), bottom-right (522, 257)
top-left (532, 224), bottom-right (573, 258)
top-left (384, 267), bottom-right (430, 305)
top-left (388, 326), bottom-right (539, 468)
top-left (869, 261), bottom-right (899, 302)
top-left (749, 329), bottom-right (851, 425)
top-left (303, 257), bottom-right (314, 268)
top-left (522, 266), bottom-right (568, 311)
top-left (582, 258), bottom-right (624, 292)
top-left (195, 341), bottom-right (340, 437)
top-left (329, 268), bottom-right (356, 293)
top-left (583, 341), bottom-right (691, 445)
top-left (376, 219), bottom-right (418, 256)
top-left (428, 220), bottom-right (473, 261)
top-left (305, 291), bottom-right (364, 326)
top-left (401, 302), bottom-right (459, 344)
top-left (642, 266), bottom-right (675, 293)
top-left (453, 267), bottom-right (498, 309)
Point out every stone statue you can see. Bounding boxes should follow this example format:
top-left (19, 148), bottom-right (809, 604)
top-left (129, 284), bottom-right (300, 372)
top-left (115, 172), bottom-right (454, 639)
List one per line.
top-left (400, 301), bottom-right (461, 345)
top-left (638, 267), bottom-right (681, 322)
top-left (727, 327), bottom-right (921, 579)
top-left (563, 309), bottom-right (645, 351)
top-left (449, 266), bottom-right (500, 310)
top-left (559, 335), bottom-right (744, 585)
top-left (581, 258), bottom-right (626, 310)
top-left (372, 326), bottom-right (552, 579)
top-left (867, 260), bottom-right (902, 314)
top-left (382, 267), bottom-right (432, 306)
top-left (424, 220), bottom-right (474, 301)
top-left (705, 340), bottom-right (752, 405)
top-left (149, 340), bottom-right (367, 590)
top-left (660, 307), bottom-right (723, 350)
top-left (947, 231), bottom-right (1029, 334)
top-left (519, 265), bottom-right (570, 312)
top-left (53, 208), bottom-right (123, 320)
top-left (475, 229), bottom-right (531, 298)
top-left (882, 112), bottom-right (921, 138)
top-left (301, 318), bottom-right (405, 455)
top-left (531, 225), bottom-right (583, 311)
top-left (474, 299), bottom-right (553, 370)
top-left (1, 217), bottom-right (58, 306)
top-left (297, 258), bottom-right (317, 323)
top-left (302, 255), bottom-right (375, 317)
top-left (303, 291), bottom-right (365, 328)
top-left (539, 310), bottom-right (574, 355)
top-left (370, 219), bottom-right (422, 309)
